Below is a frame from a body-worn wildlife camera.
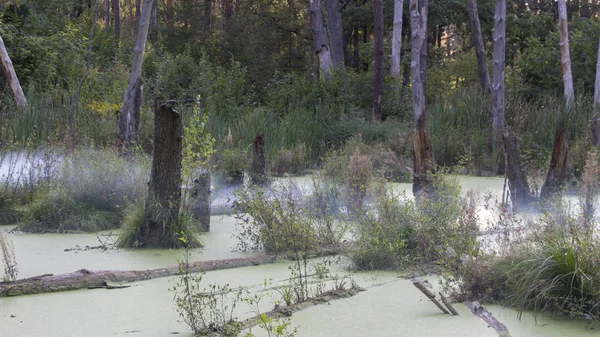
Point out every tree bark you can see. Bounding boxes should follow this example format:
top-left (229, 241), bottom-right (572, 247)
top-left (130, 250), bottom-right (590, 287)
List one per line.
top-left (502, 128), bottom-right (533, 207)
top-left (411, 0), bottom-right (434, 196)
top-left (119, 0), bottom-right (153, 147)
top-left (139, 101), bottom-right (183, 248)
top-left (467, 0), bottom-right (491, 93)
top-left (325, 0), bottom-right (345, 71)
top-left (558, 0), bottom-right (575, 111)
top-left (222, 0), bottom-right (233, 33)
top-left (309, 0), bottom-right (334, 79)
top-left (372, 0), bottom-right (384, 121)
top-left (540, 125), bottom-right (568, 202)
top-left (391, 0), bottom-right (404, 79)
top-left (105, 0), bottom-right (110, 31)
top-left (0, 36), bottom-right (27, 109)
top-left (419, 0), bottom-right (428, 94)
top-left (250, 134), bottom-right (267, 185)
top-left (593, 34), bottom-right (600, 147)
top-left (113, 0), bottom-right (120, 40)
top-left (491, 0), bottom-right (506, 147)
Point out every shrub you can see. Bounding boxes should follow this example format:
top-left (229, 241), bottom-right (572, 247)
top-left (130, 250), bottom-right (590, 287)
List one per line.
top-left (271, 143), bottom-right (306, 177)
top-left (215, 148), bottom-right (247, 185)
top-left (20, 148), bottom-right (149, 232)
top-left (344, 147), bottom-right (372, 213)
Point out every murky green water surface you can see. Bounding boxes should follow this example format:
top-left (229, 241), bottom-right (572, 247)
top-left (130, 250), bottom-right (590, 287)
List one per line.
top-left (1, 176), bottom-right (596, 337)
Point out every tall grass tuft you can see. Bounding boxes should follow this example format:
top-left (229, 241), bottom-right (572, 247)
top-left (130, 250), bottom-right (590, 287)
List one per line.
top-left (0, 232), bottom-right (18, 282)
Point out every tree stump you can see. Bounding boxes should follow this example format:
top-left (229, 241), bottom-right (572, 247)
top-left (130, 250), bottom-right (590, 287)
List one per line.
top-left (190, 169), bottom-right (211, 232)
top-left (540, 125), bottom-right (568, 202)
top-left (250, 133), bottom-right (267, 185)
top-left (140, 101), bottom-right (183, 248)
top-left (502, 127), bottom-right (534, 208)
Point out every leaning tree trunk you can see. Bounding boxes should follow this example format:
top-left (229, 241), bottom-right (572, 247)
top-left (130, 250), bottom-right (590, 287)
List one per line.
top-left (593, 34), bottom-right (600, 147)
top-left (372, 0), bottom-right (384, 121)
top-left (411, 0), bottom-right (435, 197)
top-left (325, 0), bottom-right (345, 71)
top-left (540, 125), bottom-right (568, 202)
top-left (391, 0), bottom-right (404, 79)
top-left (119, 0), bottom-right (153, 148)
top-left (0, 36), bottom-right (27, 109)
top-left (467, 0), bottom-right (491, 94)
top-left (558, 0), bottom-right (575, 111)
top-left (139, 102), bottom-right (183, 248)
top-left (309, 0), bottom-right (334, 79)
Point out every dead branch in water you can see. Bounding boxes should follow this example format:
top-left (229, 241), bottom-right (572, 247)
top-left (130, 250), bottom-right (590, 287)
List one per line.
top-left (465, 301), bottom-right (511, 337)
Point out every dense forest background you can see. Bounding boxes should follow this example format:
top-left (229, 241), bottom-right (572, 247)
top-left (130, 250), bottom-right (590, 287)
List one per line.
top-left (0, 0), bottom-right (599, 179)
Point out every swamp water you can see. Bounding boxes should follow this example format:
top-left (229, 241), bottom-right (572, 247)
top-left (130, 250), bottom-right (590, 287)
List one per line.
top-left (1, 176), bottom-right (597, 337)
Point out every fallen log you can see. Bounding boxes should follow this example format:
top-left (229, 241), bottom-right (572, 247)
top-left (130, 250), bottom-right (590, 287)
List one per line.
top-left (465, 301), bottom-right (511, 337)
top-left (0, 244), bottom-right (346, 297)
top-left (411, 277), bottom-right (449, 314)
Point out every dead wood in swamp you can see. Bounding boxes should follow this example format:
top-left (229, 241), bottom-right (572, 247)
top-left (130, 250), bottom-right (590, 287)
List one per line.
top-left (465, 301), bottom-right (511, 337)
top-left (0, 245), bottom-right (346, 297)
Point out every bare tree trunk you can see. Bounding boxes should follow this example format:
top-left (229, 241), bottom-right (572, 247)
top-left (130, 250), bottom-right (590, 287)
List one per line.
top-left (105, 0), bottom-right (110, 31)
top-left (113, 0), bottom-right (120, 40)
top-left (558, 0), bottom-right (575, 111)
top-left (309, 0), bottom-right (334, 79)
top-left (391, 0), bottom-right (404, 78)
top-left (325, 0), bottom-right (345, 71)
top-left (222, 0), bottom-right (233, 32)
top-left (119, 0), bottom-right (153, 147)
top-left (503, 128), bottom-right (533, 207)
top-left (250, 134), bottom-right (267, 185)
top-left (411, 0), bottom-right (434, 196)
top-left (140, 101), bottom-right (183, 248)
top-left (592, 34), bottom-right (600, 147)
top-left (372, 0), bottom-right (384, 121)
top-left (204, 0), bottom-right (212, 31)
top-left (540, 125), bottom-right (568, 202)
top-left (419, 0), bottom-right (428, 94)
top-left (467, 0), bottom-right (491, 93)
top-left (0, 36), bottom-right (27, 109)
top-left (491, 0), bottom-right (506, 147)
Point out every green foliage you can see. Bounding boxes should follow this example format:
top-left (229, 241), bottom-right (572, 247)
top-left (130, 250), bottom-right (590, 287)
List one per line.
top-left (271, 143), bottom-right (306, 177)
top-left (351, 175), bottom-right (472, 270)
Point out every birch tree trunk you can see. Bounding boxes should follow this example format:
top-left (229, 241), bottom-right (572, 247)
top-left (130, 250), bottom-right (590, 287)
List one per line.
top-left (592, 34), bottom-right (600, 147)
top-left (467, 0), bottom-right (491, 93)
top-left (558, 0), bottom-right (575, 111)
top-left (309, 0), bottom-right (333, 79)
top-left (113, 0), bottom-right (120, 40)
top-left (0, 36), bottom-right (27, 109)
top-left (119, 0), bottom-right (153, 147)
top-left (411, 0), bottom-right (435, 197)
top-left (372, 0), bottom-right (384, 121)
top-left (391, 0), bottom-right (404, 78)
top-left (325, 0), bottom-right (345, 71)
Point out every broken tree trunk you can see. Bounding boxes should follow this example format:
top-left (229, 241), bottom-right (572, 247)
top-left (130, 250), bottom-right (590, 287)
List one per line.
top-left (502, 128), bottom-right (534, 207)
top-left (558, 0), bottom-right (575, 111)
top-left (540, 125), bottom-right (568, 202)
top-left (250, 133), bottom-right (267, 185)
top-left (372, 0), bottom-right (384, 121)
top-left (309, 0), bottom-right (334, 79)
top-left (119, 0), bottom-right (153, 148)
top-left (190, 169), bottom-right (211, 232)
top-left (139, 101), bottom-right (183, 248)
top-left (467, 0), bottom-right (491, 94)
top-left (0, 35), bottom-right (27, 109)
top-left (465, 301), bottom-right (511, 337)
top-left (411, 0), bottom-right (435, 197)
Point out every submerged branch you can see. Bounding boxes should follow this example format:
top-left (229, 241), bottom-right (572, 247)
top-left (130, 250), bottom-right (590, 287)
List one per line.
top-left (465, 301), bottom-right (511, 337)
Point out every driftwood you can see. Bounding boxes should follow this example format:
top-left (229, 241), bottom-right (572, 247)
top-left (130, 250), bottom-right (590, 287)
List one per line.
top-left (465, 301), bottom-right (511, 337)
top-left (411, 277), bottom-right (455, 315)
top-left (0, 245), bottom-right (346, 297)
top-left (440, 293), bottom-right (459, 316)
